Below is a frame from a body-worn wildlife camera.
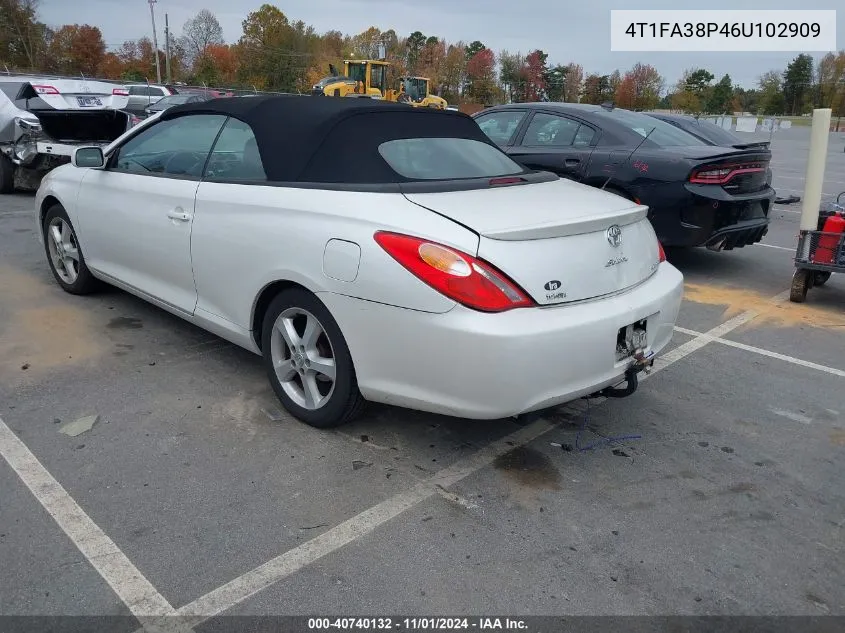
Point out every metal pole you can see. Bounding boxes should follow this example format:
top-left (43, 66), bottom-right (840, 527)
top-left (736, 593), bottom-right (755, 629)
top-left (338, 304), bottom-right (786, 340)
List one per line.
top-left (799, 109), bottom-right (832, 258)
top-left (148, 0), bottom-right (162, 84)
top-left (164, 13), bottom-right (171, 84)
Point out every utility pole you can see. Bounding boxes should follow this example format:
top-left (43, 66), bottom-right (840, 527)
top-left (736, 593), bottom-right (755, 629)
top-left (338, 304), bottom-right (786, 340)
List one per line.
top-left (164, 13), bottom-right (172, 84)
top-left (148, 0), bottom-right (162, 84)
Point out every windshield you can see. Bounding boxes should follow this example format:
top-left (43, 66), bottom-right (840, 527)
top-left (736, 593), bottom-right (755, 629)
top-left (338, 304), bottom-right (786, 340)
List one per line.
top-left (347, 63), bottom-right (366, 84)
top-left (605, 109), bottom-right (708, 147)
top-left (378, 138), bottom-right (524, 180)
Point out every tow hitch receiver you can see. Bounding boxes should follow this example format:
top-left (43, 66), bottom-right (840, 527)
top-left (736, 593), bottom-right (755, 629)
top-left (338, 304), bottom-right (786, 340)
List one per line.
top-left (598, 350), bottom-right (655, 399)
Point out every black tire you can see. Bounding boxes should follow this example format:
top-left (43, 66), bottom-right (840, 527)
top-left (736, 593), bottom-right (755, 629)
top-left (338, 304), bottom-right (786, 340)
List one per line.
top-left (261, 288), bottom-right (365, 428)
top-left (813, 271), bottom-right (832, 287)
top-left (0, 153), bottom-right (15, 194)
top-left (42, 204), bottom-right (100, 295)
top-left (789, 269), bottom-right (810, 303)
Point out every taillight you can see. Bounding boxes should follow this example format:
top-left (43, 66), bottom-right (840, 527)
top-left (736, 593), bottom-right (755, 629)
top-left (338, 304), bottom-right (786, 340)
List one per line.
top-left (32, 85), bottom-right (59, 95)
top-left (112, 88), bottom-right (129, 96)
top-left (658, 241), bottom-right (666, 263)
top-left (689, 162), bottom-right (766, 184)
top-left (374, 231), bottom-right (534, 312)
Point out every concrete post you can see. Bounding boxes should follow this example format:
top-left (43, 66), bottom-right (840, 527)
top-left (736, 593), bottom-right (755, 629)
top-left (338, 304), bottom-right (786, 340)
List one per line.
top-left (799, 108), bottom-right (832, 258)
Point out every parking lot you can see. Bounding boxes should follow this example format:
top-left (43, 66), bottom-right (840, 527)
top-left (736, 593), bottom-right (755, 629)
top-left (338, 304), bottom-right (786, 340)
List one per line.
top-left (1, 127), bottom-right (844, 629)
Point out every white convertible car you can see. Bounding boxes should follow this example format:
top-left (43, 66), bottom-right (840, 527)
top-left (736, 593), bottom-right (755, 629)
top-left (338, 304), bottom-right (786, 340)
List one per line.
top-left (35, 96), bottom-right (683, 427)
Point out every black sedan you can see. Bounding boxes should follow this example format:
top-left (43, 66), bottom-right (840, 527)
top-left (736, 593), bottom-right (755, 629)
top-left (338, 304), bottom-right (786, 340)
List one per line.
top-left (473, 103), bottom-right (775, 250)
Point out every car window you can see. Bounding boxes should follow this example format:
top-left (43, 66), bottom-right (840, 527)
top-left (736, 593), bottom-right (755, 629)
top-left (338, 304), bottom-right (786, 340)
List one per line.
top-left (205, 118), bottom-right (267, 182)
top-left (573, 125), bottom-right (596, 147)
top-left (111, 114), bottom-right (227, 177)
top-left (474, 111), bottom-right (526, 145)
top-left (378, 137), bottom-right (524, 180)
top-left (604, 109), bottom-right (708, 147)
top-left (521, 113), bottom-right (580, 147)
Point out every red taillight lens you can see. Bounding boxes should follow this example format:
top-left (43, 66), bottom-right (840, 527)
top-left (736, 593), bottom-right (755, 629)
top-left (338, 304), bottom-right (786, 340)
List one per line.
top-left (32, 85), bottom-right (59, 95)
top-left (112, 88), bottom-right (129, 96)
top-left (658, 241), bottom-right (666, 263)
top-left (689, 162), bottom-right (766, 184)
top-left (374, 231), bottom-right (534, 312)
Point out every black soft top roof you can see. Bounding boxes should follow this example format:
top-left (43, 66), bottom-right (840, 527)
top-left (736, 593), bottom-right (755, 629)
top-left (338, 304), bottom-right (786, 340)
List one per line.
top-left (160, 95), bottom-right (497, 183)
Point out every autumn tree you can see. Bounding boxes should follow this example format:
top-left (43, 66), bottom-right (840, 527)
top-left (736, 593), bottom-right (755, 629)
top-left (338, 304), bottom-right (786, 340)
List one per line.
top-left (816, 51), bottom-right (845, 115)
top-left (440, 42), bottom-right (466, 102)
top-left (180, 9), bottom-right (224, 71)
top-left (45, 24), bottom-right (106, 76)
top-left (582, 74), bottom-right (614, 104)
top-left (465, 47), bottom-right (495, 103)
top-left (417, 38), bottom-right (446, 93)
top-left (464, 40), bottom-right (485, 61)
top-left (615, 63), bottom-right (662, 110)
top-left (116, 37), bottom-right (164, 82)
top-left (520, 50), bottom-right (547, 102)
top-left (193, 44), bottom-right (239, 86)
top-left (563, 63), bottom-right (583, 102)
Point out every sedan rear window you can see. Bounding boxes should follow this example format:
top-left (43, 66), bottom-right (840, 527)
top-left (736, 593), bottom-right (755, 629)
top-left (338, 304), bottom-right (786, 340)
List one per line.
top-left (605, 109), bottom-right (708, 147)
top-left (377, 138), bottom-right (524, 180)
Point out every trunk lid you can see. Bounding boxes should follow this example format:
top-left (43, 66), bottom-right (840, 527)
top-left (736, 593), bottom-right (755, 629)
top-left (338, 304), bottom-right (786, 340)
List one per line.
top-left (34, 110), bottom-right (130, 143)
top-left (404, 179), bottom-right (661, 306)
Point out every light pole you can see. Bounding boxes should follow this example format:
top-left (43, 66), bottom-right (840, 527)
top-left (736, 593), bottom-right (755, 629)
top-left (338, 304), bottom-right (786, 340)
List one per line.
top-left (148, 0), bottom-right (162, 84)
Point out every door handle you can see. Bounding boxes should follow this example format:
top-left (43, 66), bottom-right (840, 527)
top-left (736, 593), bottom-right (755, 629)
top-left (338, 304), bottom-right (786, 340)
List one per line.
top-left (565, 158), bottom-right (581, 166)
top-left (166, 209), bottom-right (191, 222)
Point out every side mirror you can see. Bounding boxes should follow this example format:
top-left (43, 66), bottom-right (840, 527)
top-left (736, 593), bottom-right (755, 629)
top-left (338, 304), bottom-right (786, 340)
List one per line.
top-left (72, 147), bottom-right (105, 168)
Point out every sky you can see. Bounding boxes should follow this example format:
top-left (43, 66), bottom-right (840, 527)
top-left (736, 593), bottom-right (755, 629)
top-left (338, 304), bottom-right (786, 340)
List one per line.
top-left (38, 0), bottom-right (845, 89)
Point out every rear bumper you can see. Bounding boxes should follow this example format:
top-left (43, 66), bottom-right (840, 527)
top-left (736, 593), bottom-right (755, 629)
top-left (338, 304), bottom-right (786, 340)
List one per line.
top-left (653, 184), bottom-right (774, 249)
top-left (318, 263), bottom-right (684, 420)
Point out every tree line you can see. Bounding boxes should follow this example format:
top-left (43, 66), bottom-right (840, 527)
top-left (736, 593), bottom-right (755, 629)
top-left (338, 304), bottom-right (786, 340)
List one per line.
top-left (1, 1), bottom-right (843, 115)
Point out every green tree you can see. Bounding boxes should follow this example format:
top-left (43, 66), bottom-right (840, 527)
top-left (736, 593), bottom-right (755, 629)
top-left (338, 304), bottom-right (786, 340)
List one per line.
top-left (498, 49), bottom-right (523, 102)
top-left (0, 0), bottom-right (50, 70)
top-left (782, 53), bottom-right (814, 115)
top-left (405, 30), bottom-right (426, 71)
top-left (758, 70), bottom-right (786, 115)
top-left (706, 74), bottom-right (733, 113)
top-left (464, 40), bottom-right (485, 61)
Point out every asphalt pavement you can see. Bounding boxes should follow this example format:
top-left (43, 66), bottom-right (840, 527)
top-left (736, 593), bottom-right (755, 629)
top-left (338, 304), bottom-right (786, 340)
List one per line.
top-left (1, 128), bottom-right (844, 629)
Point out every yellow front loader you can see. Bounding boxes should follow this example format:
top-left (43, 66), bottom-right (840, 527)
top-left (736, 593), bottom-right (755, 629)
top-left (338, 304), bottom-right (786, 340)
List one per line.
top-left (311, 59), bottom-right (447, 109)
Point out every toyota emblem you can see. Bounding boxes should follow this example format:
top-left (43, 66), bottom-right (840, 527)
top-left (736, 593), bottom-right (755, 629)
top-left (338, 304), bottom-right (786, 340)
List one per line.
top-left (606, 224), bottom-right (622, 247)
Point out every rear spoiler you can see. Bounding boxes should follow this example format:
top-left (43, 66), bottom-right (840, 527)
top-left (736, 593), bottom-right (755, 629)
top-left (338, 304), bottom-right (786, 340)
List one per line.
top-left (731, 141), bottom-right (770, 150)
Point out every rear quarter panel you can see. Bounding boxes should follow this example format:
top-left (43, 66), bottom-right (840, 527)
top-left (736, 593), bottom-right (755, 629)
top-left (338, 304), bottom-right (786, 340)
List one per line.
top-left (190, 184), bottom-right (481, 331)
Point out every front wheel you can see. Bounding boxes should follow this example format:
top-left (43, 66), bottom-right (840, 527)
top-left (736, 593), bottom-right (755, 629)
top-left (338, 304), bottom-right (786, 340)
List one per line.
top-left (261, 288), bottom-right (365, 427)
top-left (43, 204), bottom-right (100, 294)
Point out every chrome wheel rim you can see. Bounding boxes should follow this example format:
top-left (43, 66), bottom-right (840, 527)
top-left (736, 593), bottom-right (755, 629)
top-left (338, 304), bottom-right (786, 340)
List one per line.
top-left (46, 217), bottom-right (80, 284)
top-left (270, 307), bottom-right (336, 410)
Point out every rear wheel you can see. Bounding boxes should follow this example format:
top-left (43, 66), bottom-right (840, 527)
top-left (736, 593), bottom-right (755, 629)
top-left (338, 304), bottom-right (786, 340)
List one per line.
top-left (261, 288), bottom-right (365, 428)
top-left (0, 154), bottom-right (15, 194)
top-left (789, 269), bottom-right (810, 303)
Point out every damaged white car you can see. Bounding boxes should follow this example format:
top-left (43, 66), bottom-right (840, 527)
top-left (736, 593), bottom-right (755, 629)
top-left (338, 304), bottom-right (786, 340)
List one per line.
top-left (0, 78), bottom-right (131, 193)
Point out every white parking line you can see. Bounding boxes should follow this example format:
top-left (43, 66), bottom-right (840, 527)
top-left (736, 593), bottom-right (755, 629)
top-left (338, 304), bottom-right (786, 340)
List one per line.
top-left (0, 419), bottom-right (176, 618)
top-left (170, 289), bottom-right (792, 625)
top-left (755, 242), bottom-right (795, 252)
top-left (674, 326), bottom-right (845, 378)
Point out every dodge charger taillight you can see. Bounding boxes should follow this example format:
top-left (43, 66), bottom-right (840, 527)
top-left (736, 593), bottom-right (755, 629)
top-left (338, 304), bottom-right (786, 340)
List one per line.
top-left (374, 231), bottom-right (534, 312)
top-left (689, 162), bottom-right (766, 185)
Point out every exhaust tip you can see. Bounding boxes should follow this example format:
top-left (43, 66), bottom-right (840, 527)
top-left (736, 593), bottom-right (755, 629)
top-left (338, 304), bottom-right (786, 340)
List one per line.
top-left (706, 237), bottom-right (727, 252)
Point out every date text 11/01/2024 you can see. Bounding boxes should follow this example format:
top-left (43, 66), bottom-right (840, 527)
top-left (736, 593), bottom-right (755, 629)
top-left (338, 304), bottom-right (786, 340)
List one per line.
top-left (308, 618), bottom-right (529, 630)
top-left (624, 22), bottom-right (821, 38)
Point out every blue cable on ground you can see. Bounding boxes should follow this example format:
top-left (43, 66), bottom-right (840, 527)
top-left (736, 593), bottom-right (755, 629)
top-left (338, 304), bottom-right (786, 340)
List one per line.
top-left (574, 398), bottom-right (642, 453)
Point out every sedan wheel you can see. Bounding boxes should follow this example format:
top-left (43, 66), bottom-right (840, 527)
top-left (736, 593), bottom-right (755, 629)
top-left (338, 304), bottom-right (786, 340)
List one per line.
top-left (262, 288), bottom-right (365, 427)
top-left (42, 204), bottom-right (99, 295)
top-left (271, 307), bottom-right (336, 410)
